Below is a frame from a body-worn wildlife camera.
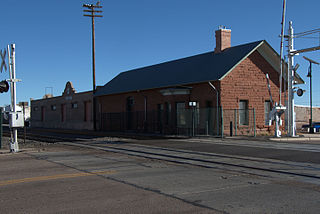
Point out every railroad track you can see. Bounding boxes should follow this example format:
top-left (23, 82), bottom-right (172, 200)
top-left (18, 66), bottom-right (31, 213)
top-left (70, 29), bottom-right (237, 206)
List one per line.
top-left (3, 129), bottom-right (320, 182)
top-left (64, 140), bottom-right (320, 182)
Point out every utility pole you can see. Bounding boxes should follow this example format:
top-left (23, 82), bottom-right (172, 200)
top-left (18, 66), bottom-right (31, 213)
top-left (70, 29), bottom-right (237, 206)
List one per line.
top-left (279, 0), bottom-right (286, 106)
top-left (83, 2), bottom-right (103, 131)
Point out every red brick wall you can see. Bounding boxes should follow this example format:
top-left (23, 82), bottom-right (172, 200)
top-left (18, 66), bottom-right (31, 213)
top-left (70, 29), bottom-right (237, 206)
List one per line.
top-left (220, 50), bottom-right (285, 131)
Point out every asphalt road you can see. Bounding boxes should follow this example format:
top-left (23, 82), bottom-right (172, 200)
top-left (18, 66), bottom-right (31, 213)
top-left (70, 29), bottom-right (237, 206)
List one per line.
top-left (0, 143), bottom-right (216, 214)
top-left (1, 136), bottom-right (320, 213)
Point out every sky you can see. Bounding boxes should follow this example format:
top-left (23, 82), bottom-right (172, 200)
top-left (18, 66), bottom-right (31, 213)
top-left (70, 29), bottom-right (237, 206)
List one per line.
top-left (1, 0), bottom-right (320, 107)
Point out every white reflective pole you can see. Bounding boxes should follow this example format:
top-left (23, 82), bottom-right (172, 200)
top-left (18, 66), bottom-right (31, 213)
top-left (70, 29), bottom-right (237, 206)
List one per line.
top-left (8, 44), bottom-right (19, 152)
top-left (7, 45), bottom-right (13, 111)
top-left (288, 21), bottom-right (296, 137)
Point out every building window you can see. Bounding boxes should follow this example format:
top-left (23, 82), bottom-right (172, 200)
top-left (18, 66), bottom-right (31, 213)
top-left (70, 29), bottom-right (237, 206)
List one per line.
top-left (51, 105), bottom-right (56, 111)
top-left (61, 104), bottom-right (66, 122)
top-left (239, 100), bottom-right (249, 126)
top-left (157, 103), bottom-right (164, 120)
top-left (71, 102), bottom-right (78, 109)
top-left (33, 106), bottom-right (39, 111)
top-left (84, 101), bottom-right (92, 122)
top-left (176, 102), bottom-right (186, 126)
top-left (41, 106), bottom-right (45, 122)
top-left (165, 102), bottom-right (171, 125)
top-left (264, 100), bottom-right (271, 125)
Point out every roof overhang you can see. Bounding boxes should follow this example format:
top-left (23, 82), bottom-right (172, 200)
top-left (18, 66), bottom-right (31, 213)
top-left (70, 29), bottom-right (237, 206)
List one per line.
top-left (257, 42), bottom-right (304, 85)
top-left (219, 40), bottom-right (304, 85)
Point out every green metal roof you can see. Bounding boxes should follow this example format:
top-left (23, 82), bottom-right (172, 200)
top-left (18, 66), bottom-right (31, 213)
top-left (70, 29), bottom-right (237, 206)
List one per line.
top-left (95, 40), bottom-right (278, 96)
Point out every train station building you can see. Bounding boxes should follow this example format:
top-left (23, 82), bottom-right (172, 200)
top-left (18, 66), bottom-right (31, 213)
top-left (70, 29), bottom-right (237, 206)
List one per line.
top-left (31, 28), bottom-right (304, 136)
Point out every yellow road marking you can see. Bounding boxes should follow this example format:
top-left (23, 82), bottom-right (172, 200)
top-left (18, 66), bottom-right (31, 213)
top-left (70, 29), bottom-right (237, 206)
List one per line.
top-left (0, 170), bottom-right (116, 187)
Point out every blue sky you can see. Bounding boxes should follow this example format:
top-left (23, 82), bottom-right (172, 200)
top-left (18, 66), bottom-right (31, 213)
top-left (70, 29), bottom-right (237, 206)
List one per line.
top-left (0, 0), bottom-right (320, 107)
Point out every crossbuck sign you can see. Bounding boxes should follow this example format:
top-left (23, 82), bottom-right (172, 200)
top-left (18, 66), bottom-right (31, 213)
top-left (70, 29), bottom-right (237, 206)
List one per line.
top-left (0, 49), bottom-right (7, 73)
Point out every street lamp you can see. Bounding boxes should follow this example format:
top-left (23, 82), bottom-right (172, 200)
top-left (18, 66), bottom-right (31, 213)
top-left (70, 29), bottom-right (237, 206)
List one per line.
top-left (303, 56), bottom-right (319, 133)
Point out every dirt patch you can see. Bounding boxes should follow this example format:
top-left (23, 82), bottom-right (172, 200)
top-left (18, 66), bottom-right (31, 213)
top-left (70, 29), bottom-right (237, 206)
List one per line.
top-left (0, 136), bottom-right (64, 154)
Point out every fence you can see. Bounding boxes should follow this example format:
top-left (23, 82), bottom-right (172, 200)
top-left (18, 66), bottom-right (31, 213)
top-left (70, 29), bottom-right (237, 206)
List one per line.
top-left (100, 107), bottom-right (256, 137)
top-left (222, 109), bottom-right (256, 137)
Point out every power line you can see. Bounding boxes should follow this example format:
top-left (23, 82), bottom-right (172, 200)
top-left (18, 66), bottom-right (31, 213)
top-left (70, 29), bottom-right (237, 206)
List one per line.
top-left (294, 28), bottom-right (320, 38)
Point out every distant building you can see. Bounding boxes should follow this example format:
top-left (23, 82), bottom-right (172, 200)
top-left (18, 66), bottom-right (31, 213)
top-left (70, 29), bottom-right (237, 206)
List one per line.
top-left (295, 105), bottom-right (320, 130)
top-left (31, 81), bottom-right (93, 130)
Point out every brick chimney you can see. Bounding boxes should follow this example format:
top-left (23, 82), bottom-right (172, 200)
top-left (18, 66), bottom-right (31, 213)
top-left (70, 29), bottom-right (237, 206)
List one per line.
top-left (214, 27), bottom-right (231, 53)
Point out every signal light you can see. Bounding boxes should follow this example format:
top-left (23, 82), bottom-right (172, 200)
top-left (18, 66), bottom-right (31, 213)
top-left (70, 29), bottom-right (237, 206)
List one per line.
top-left (0, 80), bottom-right (9, 93)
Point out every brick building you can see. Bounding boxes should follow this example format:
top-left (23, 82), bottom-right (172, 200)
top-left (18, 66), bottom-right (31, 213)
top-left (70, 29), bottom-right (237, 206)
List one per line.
top-left (95, 28), bottom-right (304, 135)
top-left (30, 28), bottom-right (304, 136)
top-left (31, 81), bottom-right (93, 130)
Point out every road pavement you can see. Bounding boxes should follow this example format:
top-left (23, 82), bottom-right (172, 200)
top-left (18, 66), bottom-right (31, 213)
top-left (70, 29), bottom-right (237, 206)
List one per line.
top-left (0, 142), bottom-right (216, 214)
top-left (1, 136), bottom-right (320, 213)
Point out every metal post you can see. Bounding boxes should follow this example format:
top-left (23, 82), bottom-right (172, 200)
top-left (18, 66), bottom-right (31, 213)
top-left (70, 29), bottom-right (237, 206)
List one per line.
top-left (309, 62), bottom-right (313, 133)
top-left (192, 107), bottom-right (195, 137)
top-left (8, 44), bottom-right (19, 152)
top-left (253, 108), bottom-right (256, 137)
top-left (221, 107), bottom-right (224, 138)
top-left (208, 82), bottom-right (219, 136)
top-left (234, 109), bottom-right (237, 136)
top-left (216, 99), bottom-right (219, 136)
top-left (206, 121), bottom-right (209, 136)
top-left (287, 21), bottom-right (296, 137)
top-left (23, 102), bottom-right (26, 143)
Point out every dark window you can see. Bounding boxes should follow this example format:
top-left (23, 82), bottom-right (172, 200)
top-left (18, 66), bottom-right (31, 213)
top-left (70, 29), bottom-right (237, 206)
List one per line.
top-left (71, 102), bottom-right (78, 109)
top-left (264, 100), bottom-right (271, 125)
top-left (239, 100), bottom-right (249, 126)
top-left (61, 104), bottom-right (66, 122)
top-left (51, 105), bottom-right (56, 111)
top-left (157, 104), bottom-right (164, 121)
top-left (41, 106), bottom-right (45, 122)
top-left (165, 102), bottom-right (171, 125)
top-left (176, 102), bottom-right (186, 126)
top-left (126, 97), bottom-right (134, 130)
top-left (84, 101), bottom-right (91, 122)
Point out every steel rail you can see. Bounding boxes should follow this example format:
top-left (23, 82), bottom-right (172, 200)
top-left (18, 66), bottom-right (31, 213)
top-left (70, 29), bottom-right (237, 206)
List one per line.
top-left (62, 141), bottom-right (320, 180)
top-left (4, 129), bottom-right (320, 180)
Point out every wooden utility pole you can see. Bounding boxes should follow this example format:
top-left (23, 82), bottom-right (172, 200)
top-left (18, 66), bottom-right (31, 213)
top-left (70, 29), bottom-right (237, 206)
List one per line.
top-left (83, 2), bottom-right (103, 131)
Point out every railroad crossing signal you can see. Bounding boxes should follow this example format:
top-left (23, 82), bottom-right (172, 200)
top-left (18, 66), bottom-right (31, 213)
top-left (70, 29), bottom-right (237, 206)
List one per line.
top-left (0, 49), bottom-right (7, 73)
top-left (0, 80), bottom-right (9, 93)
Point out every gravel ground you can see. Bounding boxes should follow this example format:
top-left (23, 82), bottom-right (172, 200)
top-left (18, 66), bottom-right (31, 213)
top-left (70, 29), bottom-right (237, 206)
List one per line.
top-left (0, 136), bottom-right (61, 153)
